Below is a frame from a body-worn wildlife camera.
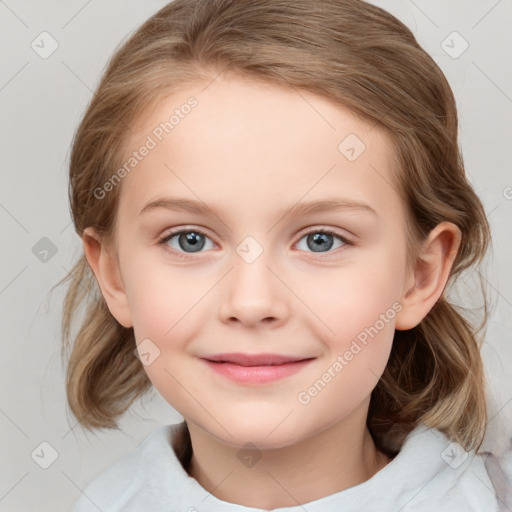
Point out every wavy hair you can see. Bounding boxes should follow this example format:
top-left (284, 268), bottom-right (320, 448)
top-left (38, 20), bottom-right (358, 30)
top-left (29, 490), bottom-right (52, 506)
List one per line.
top-left (56, 0), bottom-right (491, 465)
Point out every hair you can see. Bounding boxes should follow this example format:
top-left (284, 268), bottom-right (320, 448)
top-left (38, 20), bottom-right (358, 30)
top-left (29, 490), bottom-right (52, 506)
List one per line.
top-left (57, 0), bottom-right (492, 465)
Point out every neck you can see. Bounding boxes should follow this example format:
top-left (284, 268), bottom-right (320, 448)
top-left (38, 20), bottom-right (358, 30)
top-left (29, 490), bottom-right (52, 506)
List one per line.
top-left (185, 403), bottom-right (391, 509)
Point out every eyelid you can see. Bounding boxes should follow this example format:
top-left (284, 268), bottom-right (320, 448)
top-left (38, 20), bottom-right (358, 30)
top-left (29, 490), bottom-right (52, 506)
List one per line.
top-left (294, 225), bottom-right (353, 244)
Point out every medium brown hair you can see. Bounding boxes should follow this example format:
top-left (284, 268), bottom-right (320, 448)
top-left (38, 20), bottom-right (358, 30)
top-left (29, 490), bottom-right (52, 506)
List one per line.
top-left (57, 0), bottom-right (491, 461)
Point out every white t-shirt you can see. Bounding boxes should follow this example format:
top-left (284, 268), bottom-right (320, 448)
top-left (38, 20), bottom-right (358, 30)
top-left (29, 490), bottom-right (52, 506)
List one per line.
top-left (72, 421), bottom-right (508, 512)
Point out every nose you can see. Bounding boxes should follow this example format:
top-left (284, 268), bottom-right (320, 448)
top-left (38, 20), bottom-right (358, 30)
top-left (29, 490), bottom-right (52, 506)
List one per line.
top-left (218, 247), bottom-right (289, 329)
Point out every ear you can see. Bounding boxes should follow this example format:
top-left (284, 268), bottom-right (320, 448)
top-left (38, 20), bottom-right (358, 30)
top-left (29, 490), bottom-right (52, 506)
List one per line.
top-left (82, 227), bottom-right (133, 328)
top-left (395, 222), bottom-right (461, 330)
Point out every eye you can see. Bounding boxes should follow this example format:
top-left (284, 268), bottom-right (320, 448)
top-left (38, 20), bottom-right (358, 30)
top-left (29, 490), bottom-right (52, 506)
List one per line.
top-left (295, 229), bottom-right (351, 254)
top-left (157, 228), bottom-right (215, 259)
top-left (157, 226), bottom-right (353, 260)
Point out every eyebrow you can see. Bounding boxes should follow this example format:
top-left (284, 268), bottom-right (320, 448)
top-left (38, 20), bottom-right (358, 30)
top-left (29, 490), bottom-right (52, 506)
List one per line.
top-left (139, 196), bottom-right (377, 218)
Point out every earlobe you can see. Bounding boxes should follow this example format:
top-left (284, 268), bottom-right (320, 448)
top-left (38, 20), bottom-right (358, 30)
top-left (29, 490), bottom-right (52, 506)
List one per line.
top-left (395, 222), bottom-right (461, 331)
top-left (82, 227), bottom-right (133, 328)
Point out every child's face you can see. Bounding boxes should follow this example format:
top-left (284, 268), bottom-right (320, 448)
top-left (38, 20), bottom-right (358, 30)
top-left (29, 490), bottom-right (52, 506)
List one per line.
top-left (104, 73), bottom-right (415, 448)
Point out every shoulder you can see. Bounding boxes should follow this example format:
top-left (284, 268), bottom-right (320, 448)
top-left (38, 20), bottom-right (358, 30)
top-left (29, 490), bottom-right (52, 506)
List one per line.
top-left (72, 423), bottom-right (181, 512)
top-left (481, 448), bottom-right (512, 511)
top-left (384, 423), bottom-right (501, 511)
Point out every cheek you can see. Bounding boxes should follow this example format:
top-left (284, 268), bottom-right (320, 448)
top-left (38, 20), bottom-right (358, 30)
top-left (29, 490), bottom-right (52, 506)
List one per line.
top-left (300, 254), bottom-right (405, 343)
top-left (125, 264), bottom-right (204, 408)
top-left (293, 251), bottom-right (405, 401)
top-left (123, 251), bottom-right (204, 340)
top-left (295, 277), bottom-right (400, 426)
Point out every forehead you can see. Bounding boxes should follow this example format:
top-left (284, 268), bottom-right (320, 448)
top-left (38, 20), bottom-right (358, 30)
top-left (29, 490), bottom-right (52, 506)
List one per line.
top-left (117, 73), bottom-right (402, 224)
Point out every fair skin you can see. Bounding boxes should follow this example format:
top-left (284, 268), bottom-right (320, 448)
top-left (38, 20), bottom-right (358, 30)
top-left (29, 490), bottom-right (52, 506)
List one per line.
top-left (83, 72), bottom-right (461, 509)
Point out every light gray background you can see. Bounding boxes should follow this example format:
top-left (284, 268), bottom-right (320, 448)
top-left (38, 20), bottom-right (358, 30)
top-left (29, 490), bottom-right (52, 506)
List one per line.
top-left (1, 1), bottom-right (511, 510)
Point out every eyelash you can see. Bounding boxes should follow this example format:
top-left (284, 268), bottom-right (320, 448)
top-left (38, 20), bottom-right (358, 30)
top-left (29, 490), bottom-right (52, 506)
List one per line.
top-left (156, 227), bottom-right (354, 261)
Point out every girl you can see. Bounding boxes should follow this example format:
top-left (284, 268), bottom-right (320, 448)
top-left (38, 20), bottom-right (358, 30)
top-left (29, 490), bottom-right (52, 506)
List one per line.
top-left (59, 0), bottom-right (510, 510)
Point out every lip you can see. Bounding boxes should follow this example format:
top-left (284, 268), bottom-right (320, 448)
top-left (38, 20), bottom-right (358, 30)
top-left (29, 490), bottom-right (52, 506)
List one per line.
top-left (200, 353), bottom-right (315, 384)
